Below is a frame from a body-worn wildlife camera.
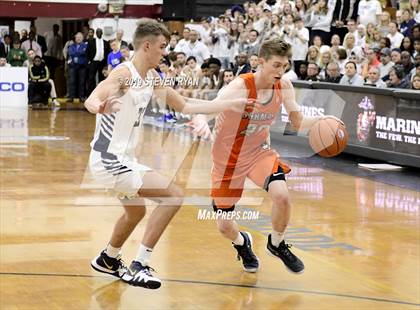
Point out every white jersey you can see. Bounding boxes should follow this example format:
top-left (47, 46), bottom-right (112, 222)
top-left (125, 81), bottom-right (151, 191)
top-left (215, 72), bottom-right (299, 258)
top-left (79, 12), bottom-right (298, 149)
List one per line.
top-left (90, 61), bottom-right (154, 159)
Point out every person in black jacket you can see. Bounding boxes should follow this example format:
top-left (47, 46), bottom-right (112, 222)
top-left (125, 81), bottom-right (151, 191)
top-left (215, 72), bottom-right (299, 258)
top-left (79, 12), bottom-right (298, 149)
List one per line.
top-left (30, 25), bottom-right (47, 56)
top-left (232, 52), bottom-right (251, 76)
top-left (323, 61), bottom-right (343, 83)
top-left (86, 28), bottom-right (110, 96)
top-left (28, 56), bottom-right (51, 105)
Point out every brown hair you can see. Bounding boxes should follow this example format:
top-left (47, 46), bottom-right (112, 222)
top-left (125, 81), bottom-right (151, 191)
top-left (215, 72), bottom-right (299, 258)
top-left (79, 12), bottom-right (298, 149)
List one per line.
top-left (133, 18), bottom-right (170, 49)
top-left (258, 37), bottom-right (292, 60)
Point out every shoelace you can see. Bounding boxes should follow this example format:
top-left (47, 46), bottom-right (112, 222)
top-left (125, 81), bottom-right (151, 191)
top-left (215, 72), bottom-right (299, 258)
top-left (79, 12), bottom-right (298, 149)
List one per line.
top-left (141, 265), bottom-right (157, 277)
top-left (280, 243), bottom-right (296, 261)
top-left (236, 245), bottom-right (255, 263)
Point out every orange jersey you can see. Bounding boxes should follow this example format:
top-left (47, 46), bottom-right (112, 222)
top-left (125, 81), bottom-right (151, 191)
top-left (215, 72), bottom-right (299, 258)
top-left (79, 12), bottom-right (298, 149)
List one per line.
top-left (212, 73), bottom-right (284, 170)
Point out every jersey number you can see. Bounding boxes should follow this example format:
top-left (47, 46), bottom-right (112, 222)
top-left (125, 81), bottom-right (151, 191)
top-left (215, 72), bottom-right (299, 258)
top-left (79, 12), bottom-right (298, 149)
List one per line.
top-left (240, 124), bottom-right (270, 136)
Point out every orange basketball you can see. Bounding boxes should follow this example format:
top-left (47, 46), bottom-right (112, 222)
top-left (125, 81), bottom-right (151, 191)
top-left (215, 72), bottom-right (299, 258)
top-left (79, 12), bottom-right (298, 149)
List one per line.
top-left (309, 117), bottom-right (348, 157)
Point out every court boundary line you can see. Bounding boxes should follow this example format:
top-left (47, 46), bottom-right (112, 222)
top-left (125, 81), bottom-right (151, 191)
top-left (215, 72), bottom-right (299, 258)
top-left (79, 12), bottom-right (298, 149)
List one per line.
top-left (1, 271), bottom-right (419, 306)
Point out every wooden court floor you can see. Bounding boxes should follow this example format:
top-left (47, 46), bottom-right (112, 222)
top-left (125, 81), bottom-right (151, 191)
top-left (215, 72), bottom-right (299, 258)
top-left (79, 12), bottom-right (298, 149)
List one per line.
top-left (1, 108), bottom-right (419, 309)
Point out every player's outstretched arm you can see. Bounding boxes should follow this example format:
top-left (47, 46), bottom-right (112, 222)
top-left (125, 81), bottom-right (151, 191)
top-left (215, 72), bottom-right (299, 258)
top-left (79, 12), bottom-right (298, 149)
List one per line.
top-left (281, 77), bottom-right (343, 132)
top-left (153, 73), bottom-right (251, 115)
top-left (84, 66), bottom-right (130, 114)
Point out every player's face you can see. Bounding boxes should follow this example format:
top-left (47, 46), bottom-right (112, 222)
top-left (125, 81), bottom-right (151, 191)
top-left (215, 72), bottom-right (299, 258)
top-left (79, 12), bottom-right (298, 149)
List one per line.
top-left (261, 55), bottom-right (289, 84)
top-left (149, 35), bottom-right (168, 68)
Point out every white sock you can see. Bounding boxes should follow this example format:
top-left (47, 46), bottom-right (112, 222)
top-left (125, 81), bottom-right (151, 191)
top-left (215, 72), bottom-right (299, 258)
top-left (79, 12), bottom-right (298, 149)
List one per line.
top-left (232, 232), bottom-right (244, 246)
top-left (271, 230), bottom-right (285, 247)
top-left (135, 244), bottom-right (153, 266)
top-left (105, 244), bottom-right (121, 258)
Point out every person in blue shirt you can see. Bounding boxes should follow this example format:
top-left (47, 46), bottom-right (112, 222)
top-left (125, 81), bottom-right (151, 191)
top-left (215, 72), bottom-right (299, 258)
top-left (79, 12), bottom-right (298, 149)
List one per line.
top-left (107, 39), bottom-right (122, 72)
top-left (67, 32), bottom-right (88, 102)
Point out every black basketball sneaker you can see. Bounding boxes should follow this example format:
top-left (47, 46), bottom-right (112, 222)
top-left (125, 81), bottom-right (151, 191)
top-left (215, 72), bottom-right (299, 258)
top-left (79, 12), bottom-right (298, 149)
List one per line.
top-left (91, 250), bottom-right (128, 279)
top-left (122, 261), bottom-right (161, 289)
top-left (266, 234), bottom-right (305, 273)
top-left (233, 231), bottom-right (260, 273)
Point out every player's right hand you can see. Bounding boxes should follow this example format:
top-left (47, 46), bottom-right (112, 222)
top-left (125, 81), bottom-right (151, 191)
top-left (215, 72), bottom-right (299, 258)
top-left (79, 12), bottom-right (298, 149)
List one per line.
top-left (98, 95), bottom-right (122, 114)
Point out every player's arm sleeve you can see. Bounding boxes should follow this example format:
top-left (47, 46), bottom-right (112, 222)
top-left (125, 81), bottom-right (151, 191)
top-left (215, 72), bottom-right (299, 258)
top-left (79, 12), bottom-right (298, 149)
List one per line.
top-left (281, 77), bottom-right (322, 132)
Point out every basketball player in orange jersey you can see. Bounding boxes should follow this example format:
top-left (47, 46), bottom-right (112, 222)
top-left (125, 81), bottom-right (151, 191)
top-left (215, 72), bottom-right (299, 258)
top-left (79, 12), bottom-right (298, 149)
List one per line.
top-left (84, 18), bottom-right (250, 289)
top-left (193, 38), bottom-right (343, 273)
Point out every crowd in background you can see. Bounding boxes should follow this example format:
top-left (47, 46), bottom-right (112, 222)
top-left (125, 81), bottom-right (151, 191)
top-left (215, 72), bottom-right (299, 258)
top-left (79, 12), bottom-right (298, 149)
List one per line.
top-left (0, 0), bottom-right (419, 113)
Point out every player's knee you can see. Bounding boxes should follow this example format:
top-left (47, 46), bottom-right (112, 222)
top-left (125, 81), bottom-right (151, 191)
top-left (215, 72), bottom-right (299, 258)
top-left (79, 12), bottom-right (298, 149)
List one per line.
top-left (271, 191), bottom-right (291, 207)
top-left (216, 219), bottom-right (235, 235)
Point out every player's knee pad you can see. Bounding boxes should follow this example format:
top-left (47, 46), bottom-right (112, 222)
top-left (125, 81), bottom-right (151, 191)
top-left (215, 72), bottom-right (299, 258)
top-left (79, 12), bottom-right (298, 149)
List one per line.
top-left (264, 165), bottom-right (286, 191)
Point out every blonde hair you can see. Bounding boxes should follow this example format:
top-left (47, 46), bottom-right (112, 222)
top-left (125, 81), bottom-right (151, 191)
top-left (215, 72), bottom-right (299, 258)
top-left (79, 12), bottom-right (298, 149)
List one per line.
top-left (258, 37), bottom-right (292, 60)
top-left (133, 18), bottom-right (170, 50)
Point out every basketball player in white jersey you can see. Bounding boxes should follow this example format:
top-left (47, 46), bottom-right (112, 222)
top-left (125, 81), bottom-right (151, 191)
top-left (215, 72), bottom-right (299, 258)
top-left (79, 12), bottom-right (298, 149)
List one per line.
top-left (85, 18), bottom-right (251, 289)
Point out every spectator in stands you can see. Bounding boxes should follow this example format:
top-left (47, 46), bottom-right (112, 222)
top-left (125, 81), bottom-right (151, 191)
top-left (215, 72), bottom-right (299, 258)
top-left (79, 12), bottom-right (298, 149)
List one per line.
top-left (218, 69), bottom-right (235, 90)
top-left (239, 29), bottom-right (260, 58)
top-left (343, 32), bottom-right (363, 59)
top-left (44, 24), bottom-right (63, 80)
top-left (284, 60), bottom-right (298, 81)
top-left (400, 37), bottom-right (414, 55)
top-left (67, 32), bottom-right (88, 103)
top-left (20, 29), bottom-right (28, 43)
top-left (87, 28), bottom-right (110, 96)
top-left (361, 47), bottom-right (380, 78)
top-left (335, 47), bottom-right (348, 73)
top-left (24, 48), bottom-right (59, 107)
top-left (2, 35), bottom-right (12, 58)
top-left (340, 61), bottom-right (365, 85)
top-left (290, 16), bottom-right (309, 72)
top-left (166, 34), bottom-right (178, 54)
top-left (319, 50), bottom-right (332, 78)
top-left (306, 45), bottom-right (320, 64)
top-left (21, 31), bottom-right (42, 57)
top-left (378, 11), bottom-right (391, 36)
top-left (411, 0), bottom-right (420, 23)
top-left (307, 0), bottom-right (333, 45)
top-left (298, 62), bottom-right (308, 80)
top-left (400, 9), bottom-right (417, 37)
top-left (232, 52), bottom-right (251, 76)
top-left (387, 65), bottom-right (409, 88)
top-left (378, 47), bottom-right (394, 78)
top-left (391, 48), bottom-right (402, 65)
top-left (23, 48), bottom-right (35, 67)
top-left (28, 56), bottom-right (51, 105)
top-left (387, 22), bottom-right (404, 49)
top-left (306, 62), bottom-right (321, 81)
top-left (63, 33), bottom-right (74, 98)
top-left (323, 61), bottom-right (343, 83)
top-left (7, 41), bottom-right (26, 67)
top-left (346, 19), bottom-right (359, 41)
top-left (330, 34), bottom-right (343, 53)
top-left (0, 57), bottom-right (10, 67)
top-left (412, 24), bottom-right (420, 39)
top-left (115, 29), bottom-right (128, 50)
top-left (413, 38), bottom-right (420, 57)
top-left (400, 51), bottom-right (415, 76)
top-left (367, 26), bottom-right (382, 50)
top-left (249, 54), bottom-right (259, 72)
top-left (30, 26), bottom-right (47, 56)
top-left (107, 39), bottom-right (122, 72)
top-left (411, 73), bottom-right (420, 89)
top-left (365, 66), bottom-right (387, 87)
top-left (175, 27), bottom-right (190, 54)
top-left (379, 37), bottom-right (391, 49)
top-left (120, 45), bottom-right (131, 62)
top-left (357, 0), bottom-right (382, 26)
top-left (208, 57), bottom-right (222, 89)
top-left (331, 0), bottom-right (359, 42)
top-left (179, 29), bottom-right (210, 66)
top-left (355, 24), bottom-right (367, 47)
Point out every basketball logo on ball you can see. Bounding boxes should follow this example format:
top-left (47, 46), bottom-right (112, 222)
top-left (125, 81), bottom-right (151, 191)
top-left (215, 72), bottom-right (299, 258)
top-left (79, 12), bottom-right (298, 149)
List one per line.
top-left (309, 117), bottom-right (348, 157)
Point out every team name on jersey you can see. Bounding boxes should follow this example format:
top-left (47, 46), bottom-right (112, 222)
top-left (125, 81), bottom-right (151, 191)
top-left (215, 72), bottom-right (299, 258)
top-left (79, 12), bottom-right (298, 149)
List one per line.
top-left (242, 112), bottom-right (275, 121)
